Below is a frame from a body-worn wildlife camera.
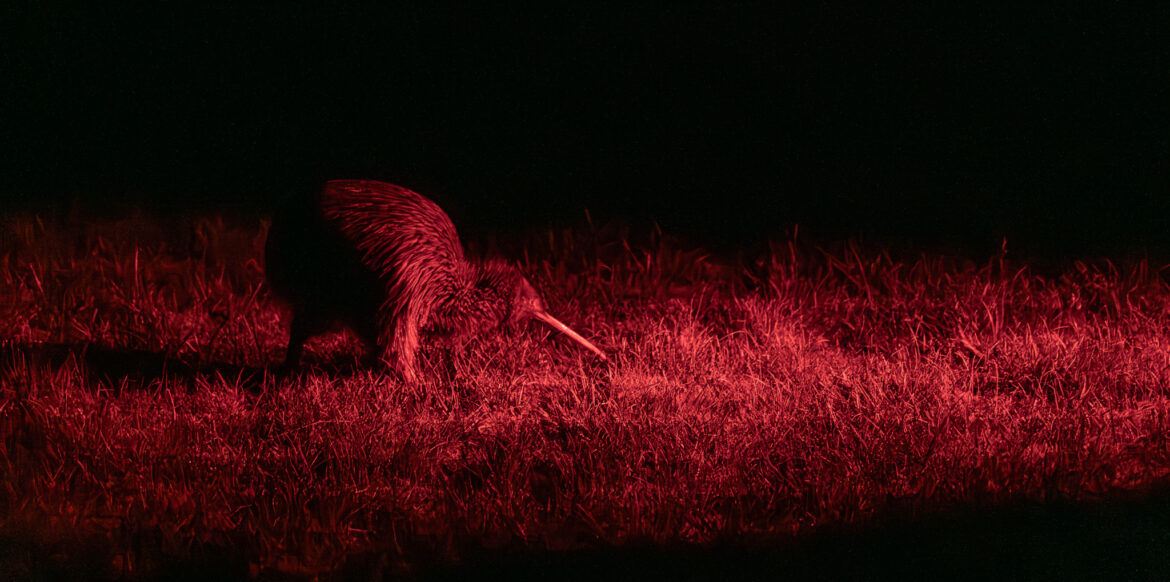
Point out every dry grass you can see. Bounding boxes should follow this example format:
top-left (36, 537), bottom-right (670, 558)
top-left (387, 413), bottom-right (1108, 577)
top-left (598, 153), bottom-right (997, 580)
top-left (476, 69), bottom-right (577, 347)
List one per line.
top-left (3, 212), bottom-right (1170, 580)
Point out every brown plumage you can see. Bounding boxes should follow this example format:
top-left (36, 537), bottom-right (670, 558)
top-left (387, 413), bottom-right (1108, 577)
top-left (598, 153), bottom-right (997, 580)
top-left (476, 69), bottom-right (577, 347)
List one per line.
top-left (265, 179), bottom-right (606, 381)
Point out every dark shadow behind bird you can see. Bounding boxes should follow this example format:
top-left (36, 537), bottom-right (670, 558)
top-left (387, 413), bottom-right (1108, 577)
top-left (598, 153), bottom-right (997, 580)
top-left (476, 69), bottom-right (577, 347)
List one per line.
top-left (265, 180), bottom-right (606, 381)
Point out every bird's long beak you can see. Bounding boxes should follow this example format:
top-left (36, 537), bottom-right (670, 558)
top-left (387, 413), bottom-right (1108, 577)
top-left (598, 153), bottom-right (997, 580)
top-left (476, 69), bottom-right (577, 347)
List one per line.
top-left (533, 310), bottom-right (607, 360)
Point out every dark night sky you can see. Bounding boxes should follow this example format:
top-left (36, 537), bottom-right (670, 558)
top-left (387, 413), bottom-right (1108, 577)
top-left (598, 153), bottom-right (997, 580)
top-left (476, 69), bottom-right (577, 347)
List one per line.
top-left (3, 3), bottom-right (1168, 256)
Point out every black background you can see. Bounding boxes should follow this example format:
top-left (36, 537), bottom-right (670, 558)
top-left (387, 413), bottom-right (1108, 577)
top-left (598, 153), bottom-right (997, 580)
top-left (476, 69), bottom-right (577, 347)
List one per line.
top-left (4, 3), bottom-right (1167, 257)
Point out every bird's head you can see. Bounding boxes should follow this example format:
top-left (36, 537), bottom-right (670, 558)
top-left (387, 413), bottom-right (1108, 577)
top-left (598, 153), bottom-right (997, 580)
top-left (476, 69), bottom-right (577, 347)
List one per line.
top-left (475, 262), bottom-right (606, 360)
top-left (507, 275), bottom-right (546, 325)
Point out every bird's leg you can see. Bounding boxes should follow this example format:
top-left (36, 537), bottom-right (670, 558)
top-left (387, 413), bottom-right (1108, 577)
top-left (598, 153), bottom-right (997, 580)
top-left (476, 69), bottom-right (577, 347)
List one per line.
top-left (350, 314), bottom-right (382, 367)
top-left (283, 308), bottom-right (326, 370)
top-left (382, 307), bottom-right (422, 383)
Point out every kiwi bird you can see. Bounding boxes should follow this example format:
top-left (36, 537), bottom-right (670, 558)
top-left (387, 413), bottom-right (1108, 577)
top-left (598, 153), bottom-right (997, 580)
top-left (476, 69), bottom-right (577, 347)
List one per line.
top-left (265, 179), bottom-right (606, 381)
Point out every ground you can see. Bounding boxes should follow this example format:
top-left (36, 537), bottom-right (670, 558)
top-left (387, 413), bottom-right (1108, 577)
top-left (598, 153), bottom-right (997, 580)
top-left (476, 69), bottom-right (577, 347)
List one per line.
top-left (2, 213), bottom-right (1170, 580)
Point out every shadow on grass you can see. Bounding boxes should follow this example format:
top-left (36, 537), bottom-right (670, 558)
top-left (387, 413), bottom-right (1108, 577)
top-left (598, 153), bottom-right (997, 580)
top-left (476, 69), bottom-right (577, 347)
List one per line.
top-left (4, 493), bottom-right (1169, 581)
top-left (407, 494), bottom-right (1170, 581)
top-left (0, 342), bottom-right (280, 394)
top-left (0, 530), bottom-right (250, 582)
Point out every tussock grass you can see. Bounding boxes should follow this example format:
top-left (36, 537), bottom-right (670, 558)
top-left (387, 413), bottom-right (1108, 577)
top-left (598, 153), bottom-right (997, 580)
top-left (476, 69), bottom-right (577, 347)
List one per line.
top-left (3, 213), bottom-right (1170, 579)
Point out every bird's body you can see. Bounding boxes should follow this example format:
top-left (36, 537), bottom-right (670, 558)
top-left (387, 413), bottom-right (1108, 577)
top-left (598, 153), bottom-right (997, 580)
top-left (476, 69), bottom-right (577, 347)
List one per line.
top-left (265, 180), bottom-right (604, 381)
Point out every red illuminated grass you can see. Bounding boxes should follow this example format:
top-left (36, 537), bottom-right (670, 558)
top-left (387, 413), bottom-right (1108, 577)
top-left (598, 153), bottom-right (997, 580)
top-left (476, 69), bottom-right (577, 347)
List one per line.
top-left (2, 214), bottom-right (1170, 579)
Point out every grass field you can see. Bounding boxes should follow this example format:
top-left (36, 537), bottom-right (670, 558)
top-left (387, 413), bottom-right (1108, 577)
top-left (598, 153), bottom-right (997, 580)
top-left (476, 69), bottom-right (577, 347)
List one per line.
top-left (3, 212), bottom-right (1170, 580)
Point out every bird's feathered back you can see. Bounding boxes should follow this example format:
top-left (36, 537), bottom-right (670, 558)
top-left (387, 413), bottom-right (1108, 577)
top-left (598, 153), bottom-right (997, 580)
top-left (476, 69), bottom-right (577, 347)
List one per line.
top-left (321, 180), bottom-right (475, 333)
